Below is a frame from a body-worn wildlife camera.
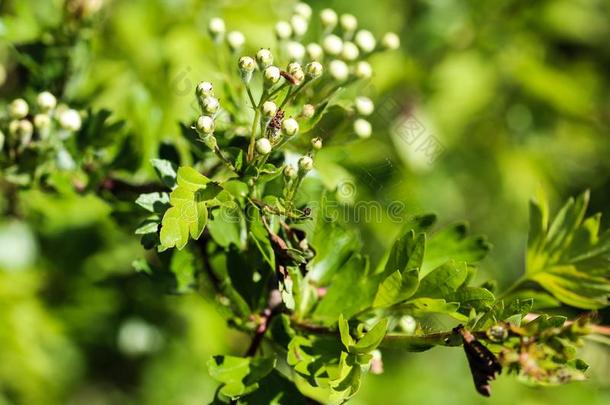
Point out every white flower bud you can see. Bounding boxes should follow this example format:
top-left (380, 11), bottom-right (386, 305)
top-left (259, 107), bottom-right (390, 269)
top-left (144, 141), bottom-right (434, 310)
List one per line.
top-left (355, 96), bottom-right (374, 116)
top-left (382, 32), bottom-right (400, 50)
top-left (311, 137), bottom-right (322, 149)
top-left (320, 8), bottom-right (338, 29)
top-left (264, 66), bottom-right (281, 84)
top-left (284, 165), bottom-right (297, 179)
top-left (355, 30), bottom-right (376, 53)
top-left (238, 56), bottom-right (256, 83)
top-left (302, 104), bottom-right (315, 118)
top-left (11, 120), bottom-right (33, 140)
top-left (239, 56), bottom-right (256, 73)
top-left (196, 115), bottom-right (215, 134)
top-left (36, 91), bottom-right (57, 112)
top-left (262, 101), bottom-right (277, 118)
top-left (58, 109), bottom-right (82, 131)
top-left (227, 31), bottom-right (245, 52)
top-left (196, 81), bottom-right (214, 97)
top-left (275, 21), bottom-right (292, 40)
top-left (341, 41), bottom-right (359, 61)
top-left (256, 48), bottom-right (273, 68)
top-left (322, 34), bottom-right (343, 56)
top-left (354, 60), bottom-right (373, 79)
top-left (294, 2), bottom-right (312, 20)
top-left (282, 117), bottom-right (299, 136)
top-left (306, 61), bottom-right (323, 79)
top-left (306, 43), bottom-right (323, 60)
top-left (298, 156), bottom-right (313, 173)
top-left (34, 113), bottom-right (51, 130)
top-left (201, 96), bottom-right (220, 115)
top-left (286, 41), bottom-right (306, 61)
top-left (329, 59), bottom-right (349, 81)
top-left (255, 137), bottom-right (272, 155)
top-left (56, 148), bottom-right (76, 171)
top-left (9, 99), bottom-right (29, 119)
top-left (340, 14), bottom-right (358, 32)
top-left (354, 118), bottom-right (372, 138)
top-left (208, 17), bottom-right (226, 41)
top-left (290, 14), bottom-right (308, 37)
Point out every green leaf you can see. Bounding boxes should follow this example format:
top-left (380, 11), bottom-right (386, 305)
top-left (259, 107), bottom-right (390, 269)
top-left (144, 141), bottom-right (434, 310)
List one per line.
top-left (151, 158), bottom-right (178, 188)
top-left (373, 270), bottom-right (403, 308)
top-left (525, 191), bottom-right (610, 309)
top-left (207, 206), bottom-right (242, 248)
top-left (208, 355), bottom-right (275, 400)
top-left (446, 287), bottom-right (495, 312)
top-left (414, 260), bottom-right (468, 299)
top-left (350, 319), bottom-right (388, 354)
top-left (338, 314), bottom-right (354, 349)
top-left (135, 192), bottom-right (170, 213)
top-left (308, 204), bottom-right (361, 285)
top-left (158, 166), bottom-right (214, 251)
top-left (422, 223), bottom-right (490, 277)
top-left (176, 166), bottom-right (210, 192)
top-left (313, 255), bottom-right (377, 324)
top-left (398, 298), bottom-right (466, 320)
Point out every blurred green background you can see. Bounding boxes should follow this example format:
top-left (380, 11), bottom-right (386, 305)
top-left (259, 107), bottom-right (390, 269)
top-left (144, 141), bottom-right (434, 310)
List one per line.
top-left (1, 0), bottom-right (610, 403)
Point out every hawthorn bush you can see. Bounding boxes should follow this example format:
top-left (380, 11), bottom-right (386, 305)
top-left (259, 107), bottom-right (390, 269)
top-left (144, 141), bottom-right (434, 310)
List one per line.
top-left (1, 1), bottom-right (609, 404)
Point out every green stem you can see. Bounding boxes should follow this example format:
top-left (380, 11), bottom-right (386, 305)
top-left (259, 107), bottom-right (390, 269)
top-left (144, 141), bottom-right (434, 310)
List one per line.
top-left (247, 108), bottom-right (261, 162)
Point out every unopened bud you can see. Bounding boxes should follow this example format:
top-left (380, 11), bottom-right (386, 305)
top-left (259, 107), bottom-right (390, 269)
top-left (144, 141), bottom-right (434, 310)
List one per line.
top-left (311, 137), bottom-right (322, 150)
top-left (34, 114), bottom-right (51, 130)
top-left (201, 96), bottom-right (220, 115)
top-left (381, 32), bottom-right (400, 50)
top-left (255, 137), bottom-right (272, 155)
top-left (196, 81), bottom-right (214, 98)
top-left (227, 31), bottom-right (245, 52)
top-left (306, 61), bottom-right (323, 78)
top-left (354, 61), bottom-right (373, 79)
top-left (355, 96), bottom-right (374, 116)
top-left (329, 59), bottom-right (349, 81)
top-left (264, 66), bottom-right (281, 84)
top-left (302, 104), bottom-right (315, 118)
top-left (341, 41), bottom-right (359, 61)
top-left (201, 134), bottom-right (218, 150)
top-left (339, 14), bottom-right (358, 33)
top-left (36, 91), bottom-right (57, 112)
top-left (322, 34), bottom-right (343, 56)
top-left (290, 14), bottom-right (308, 37)
top-left (275, 21), bottom-right (292, 40)
top-left (282, 117), bottom-right (299, 136)
top-left (306, 43), bottom-right (323, 60)
top-left (298, 156), bottom-right (313, 173)
top-left (208, 17), bottom-right (226, 42)
top-left (294, 2), bottom-right (312, 20)
top-left (238, 56), bottom-right (256, 83)
top-left (355, 29), bottom-right (376, 53)
top-left (256, 48), bottom-right (273, 68)
top-left (58, 109), bottom-right (82, 131)
top-left (283, 164), bottom-right (297, 179)
top-left (320, 8), bottom-right (338, 29)
top-left (262, 101), bottom-right (277, 118)
top-left (286, 41), bottom-right (306, 61)
top-left (9, 99), bottom-right (29, 119)
top-left (196, 115), bottom-right (215, 134)
top-left (354, 118), bottom-right (372, 138)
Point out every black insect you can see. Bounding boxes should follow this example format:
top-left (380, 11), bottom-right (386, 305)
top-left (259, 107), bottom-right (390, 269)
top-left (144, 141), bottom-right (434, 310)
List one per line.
top-left (267, 109), bottom-right (285, 137)
top-left (454, 325), bottom-right (502, 397)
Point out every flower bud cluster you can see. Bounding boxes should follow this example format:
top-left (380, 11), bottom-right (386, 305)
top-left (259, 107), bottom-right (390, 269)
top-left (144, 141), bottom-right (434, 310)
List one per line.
top-left (1, 92), bottom-right (83, 154)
